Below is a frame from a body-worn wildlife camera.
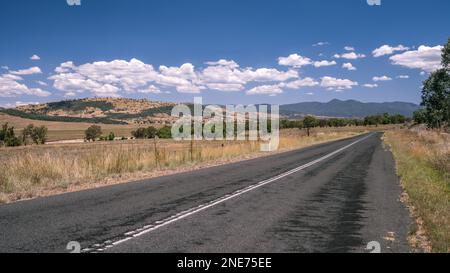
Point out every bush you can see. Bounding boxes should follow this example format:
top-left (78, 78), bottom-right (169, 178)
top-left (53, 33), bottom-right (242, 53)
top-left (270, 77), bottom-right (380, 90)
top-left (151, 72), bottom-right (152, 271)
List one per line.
top-left (85, 125), bottom-right (102, 141)
top-left (132, 126), bottom-right (158, 139)
top-left (108, 132), bottom-right (115, 141)
top-left (157, 126), bottom-right (172, 139)
top-left (31, 126), bottom-right (48, 145)
top-left (0, 123), bottom-right (22, 147)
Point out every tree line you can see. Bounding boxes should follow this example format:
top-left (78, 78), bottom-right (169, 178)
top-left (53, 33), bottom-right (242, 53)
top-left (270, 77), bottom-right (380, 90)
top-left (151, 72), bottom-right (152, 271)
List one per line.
top-left (0, 123), bottom-right (48, 147)
top-left (84, 125), bottom-right (173, 141)
top-left (413, 38), bottom-right (450, 129)
top-left (281, 113), bottom-right (408, 129)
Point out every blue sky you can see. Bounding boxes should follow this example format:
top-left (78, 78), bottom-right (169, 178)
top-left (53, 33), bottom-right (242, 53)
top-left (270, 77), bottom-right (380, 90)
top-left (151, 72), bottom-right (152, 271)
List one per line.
top-left (0, 0), bottom-right (449, 107)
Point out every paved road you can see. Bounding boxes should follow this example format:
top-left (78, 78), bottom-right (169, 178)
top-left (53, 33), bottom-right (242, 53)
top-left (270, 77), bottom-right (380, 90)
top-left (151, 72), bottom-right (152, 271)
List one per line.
top-left (0, 132), bottom-right (412, 253)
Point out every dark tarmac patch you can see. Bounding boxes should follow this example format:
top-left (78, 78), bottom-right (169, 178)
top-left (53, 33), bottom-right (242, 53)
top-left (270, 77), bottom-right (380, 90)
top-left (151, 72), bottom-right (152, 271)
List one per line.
top-left (268, 141), bottom-right (377, 253)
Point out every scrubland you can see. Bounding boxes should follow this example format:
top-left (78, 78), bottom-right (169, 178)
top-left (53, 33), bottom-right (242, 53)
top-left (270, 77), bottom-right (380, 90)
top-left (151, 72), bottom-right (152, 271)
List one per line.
top-left (384, 129), bottom-right (450, 252)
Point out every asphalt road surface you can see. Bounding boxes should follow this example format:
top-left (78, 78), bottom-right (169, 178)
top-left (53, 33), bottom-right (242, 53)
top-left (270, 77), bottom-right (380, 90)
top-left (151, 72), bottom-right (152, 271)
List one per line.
top-left (0, 132), bottom-right (412, 253)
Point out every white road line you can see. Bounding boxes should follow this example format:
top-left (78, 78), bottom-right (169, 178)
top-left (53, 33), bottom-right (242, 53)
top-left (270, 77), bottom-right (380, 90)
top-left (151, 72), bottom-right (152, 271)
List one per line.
top-left (83, 133), bottom-right (375, 252)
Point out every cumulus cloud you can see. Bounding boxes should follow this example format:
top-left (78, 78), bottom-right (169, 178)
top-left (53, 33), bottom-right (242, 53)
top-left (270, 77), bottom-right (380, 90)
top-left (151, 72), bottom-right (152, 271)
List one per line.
top-left (363, 84), bottom-right (378, 88)
top-left (206, 83), bottom-right (244, 92)
top-left (204, 59), bottom-right (239, 68)
top-left (372, 45), bottom-right (409, 57)
top-left (48, 58), bottom-right (299, 96)
top-left (30, 54), bottom-right (41, 61)
top-left (396, 75), bottom-right (410, 79)
top-left (333, 52), bottom-right (366, 60)
top-left (0, 73), bottom-right (51, 97)
top-left (278, 54), bottom-right (313, 68)
top-left (342, 63), bottom-right (357, 71)
top-left (373, 75), bottom-right (393, 82)
top-left (320, 76), bottom-right (358, 90)
top-left (313, 60), bottom-right (337, 67)
top-left (344, 46), bottom-right (355, 51)
top-left (10, 66), bottom-right (42, 75)
top-left (246, 84), bottom-right (283, 95)
top-left (138, 85), bottom-right (162, 94)
top-left (390, 45), bottom-right (443, 72)
top-left (280, 77), bottom-right (319, 89)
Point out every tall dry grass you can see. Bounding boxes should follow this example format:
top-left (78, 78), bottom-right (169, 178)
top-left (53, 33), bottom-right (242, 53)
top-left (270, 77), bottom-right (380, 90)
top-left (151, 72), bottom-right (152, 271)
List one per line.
top-left (384, 129), bottom-right (450, 252)
top-left (0, 128), bottom-right (366, 203)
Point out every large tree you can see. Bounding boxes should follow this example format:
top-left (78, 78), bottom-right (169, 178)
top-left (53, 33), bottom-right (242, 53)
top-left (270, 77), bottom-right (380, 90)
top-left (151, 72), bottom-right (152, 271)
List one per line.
top-left (419, 38), bottom-right (450, 129)
top-left (85, 125), bottom-right (102, 141)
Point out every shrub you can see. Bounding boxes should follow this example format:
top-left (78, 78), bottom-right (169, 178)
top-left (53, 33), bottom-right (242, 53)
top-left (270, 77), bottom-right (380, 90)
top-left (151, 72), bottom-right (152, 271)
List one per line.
top-left (157, 126), bottom-right (172, 139)
top-left (85, 125), bottom-right (102, 141)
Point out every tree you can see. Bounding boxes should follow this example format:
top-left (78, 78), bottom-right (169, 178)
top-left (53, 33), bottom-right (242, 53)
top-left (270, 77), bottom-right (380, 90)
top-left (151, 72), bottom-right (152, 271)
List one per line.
top-left (0, 123), bottom-right (21, 147)
top-left (157, 126), bottom-right (172, 139)
top-left (31, 126), bottom-right (48, 145)
top-left (85, 125), bottom-right (102, 141)
top-left (420, 38), bottom-right (450, 129)
top-left (131, 126), bottom-right (158, 139)
top-left (108, 132), bottom-right (115, 141)
top-left (413, 109), bottom-right (428, 124)
top-left (303, 116), bottom-right (317, 137)
top-left (22, 124), bottom-right (35, 145)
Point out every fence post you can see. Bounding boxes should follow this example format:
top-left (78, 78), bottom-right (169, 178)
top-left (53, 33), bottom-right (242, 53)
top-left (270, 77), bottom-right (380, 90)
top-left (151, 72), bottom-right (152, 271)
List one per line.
top-left (154, 136), bottom-right (159, 168)
top-left (190, 138), bottom-right (194, 162)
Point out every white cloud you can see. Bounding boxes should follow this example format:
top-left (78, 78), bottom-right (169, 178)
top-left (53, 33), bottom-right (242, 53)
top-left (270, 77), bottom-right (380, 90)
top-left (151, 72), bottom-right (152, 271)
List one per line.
top-left (138, 85), bottom-right (162, 94)
top-left (36, 80), bottom-right (48, 86)
top-left (246, 84), bottom-right (283, 95)
top-left (390, 45), bottom-right (443, 72)
top-left (49, 58), bottom-right (299, 96)
top-left (10, 66), bottom-right (42, 75)
top-left (242, 68), bottom-right (299, 82)
top-left (278, 53), bottom-right (313, 68)
top-left (373, 75), bottom-right (393, 82)
top-left (342, 63), bottom-right (357, 71)
top-left (363, 84), bottom-right (378, 88)
top-left (206, 83), bottom-right (244, 92)
top-left (304, 92), bottom-right (314, 96)
top-left (320, 76), bottom-right (358, 90)
top-left (204, 59), bottom-right (239, 68)
top-left (1, 66), bottom-right (9, 70)
top-left (344, 46), bottom-right (355, 51)
top-left (0, 73), bottom-right (51, 97)
top-left (396, 75), bottom-right (410, 79)
top-left (333, 52), bottom-right (366, 60)
top-left (30, 54), bottom-right (41, 61)
top-left (372, 45), bottom-right (409, 57)
top-left (280, 77), bottom-right (319, 89)
top-left (313, 60), bottom-right (337, 67)
top-left (313, 42), bottom-right (329, 47)
top-left (64, 92), bottom-right (77, 97)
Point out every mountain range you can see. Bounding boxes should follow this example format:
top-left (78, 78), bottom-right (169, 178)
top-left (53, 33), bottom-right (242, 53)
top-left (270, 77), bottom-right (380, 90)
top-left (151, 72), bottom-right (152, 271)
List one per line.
top-left (280, 99), bottom-right (420, 118)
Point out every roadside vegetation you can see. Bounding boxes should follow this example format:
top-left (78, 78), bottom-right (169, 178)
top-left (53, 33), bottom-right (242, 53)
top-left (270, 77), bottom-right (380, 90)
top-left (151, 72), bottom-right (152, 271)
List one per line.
top-left (385, 38), bottom-right (450, 252)
top-left (385, 129), bottom-right (449, 252)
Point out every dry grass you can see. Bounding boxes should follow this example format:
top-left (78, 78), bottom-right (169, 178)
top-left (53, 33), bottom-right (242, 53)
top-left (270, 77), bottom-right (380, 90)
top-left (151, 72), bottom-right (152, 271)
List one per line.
top-left (384, 129), bottom-right (450, 253)
top-left (0, 127), bottom-right (368, 203)
top-left (0, 113), bottom-right (136, 141)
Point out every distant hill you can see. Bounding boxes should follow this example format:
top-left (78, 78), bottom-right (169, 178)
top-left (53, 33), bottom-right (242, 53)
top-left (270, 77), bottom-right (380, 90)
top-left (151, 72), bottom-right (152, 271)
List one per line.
top-left (280, 99), bottom-right (420, 118)
top-left (0, 98), bottom-right (177, 125)
top-left (0, 98), bottom-right (421, 125)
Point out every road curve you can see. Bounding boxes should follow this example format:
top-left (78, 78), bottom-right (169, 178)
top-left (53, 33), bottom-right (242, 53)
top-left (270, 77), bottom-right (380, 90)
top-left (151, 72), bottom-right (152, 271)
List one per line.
top-left (0, 132), bottom-right (412, 253)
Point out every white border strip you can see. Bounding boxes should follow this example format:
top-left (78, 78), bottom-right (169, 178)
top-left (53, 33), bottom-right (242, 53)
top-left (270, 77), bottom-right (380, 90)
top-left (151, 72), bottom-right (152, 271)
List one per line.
top-left (83, 133), bottom-right (375, 252)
